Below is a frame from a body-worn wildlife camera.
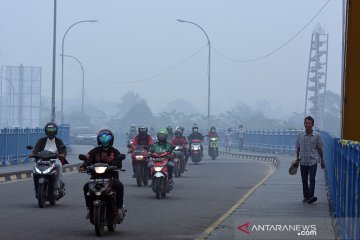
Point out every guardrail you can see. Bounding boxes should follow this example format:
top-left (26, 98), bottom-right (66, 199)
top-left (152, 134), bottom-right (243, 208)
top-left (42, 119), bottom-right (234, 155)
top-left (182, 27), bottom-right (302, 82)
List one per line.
top-left (0, 125), bottom-right (70, 166)
top-left (321, 132), bottom-right (360, 240)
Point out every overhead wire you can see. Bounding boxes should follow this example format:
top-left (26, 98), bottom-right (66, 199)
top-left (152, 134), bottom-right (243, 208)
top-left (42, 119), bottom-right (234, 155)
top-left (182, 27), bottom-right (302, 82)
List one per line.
top-left (211, 0), bottom-right (331, 63)
top-left (86, 43), bottom-right (208, 84)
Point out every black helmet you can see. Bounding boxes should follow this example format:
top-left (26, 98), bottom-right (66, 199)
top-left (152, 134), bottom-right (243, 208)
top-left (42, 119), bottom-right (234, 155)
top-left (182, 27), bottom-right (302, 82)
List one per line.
top-left (210, 126), bottom-right (216, 132)
top-left (130, 124), bottom-right (136, 131)
top-left (97, 129), bottom-right (114, 150)
top-left (45, 122), bottom-right (58, 139)
top-left (192, 124), bottom-right (199, 132)
top-left (166, 126), bottom-right (173, 132)
top-left (175, 128), bottom-right (183, 138)
top-left (138, 125), bottom-right (148, 135)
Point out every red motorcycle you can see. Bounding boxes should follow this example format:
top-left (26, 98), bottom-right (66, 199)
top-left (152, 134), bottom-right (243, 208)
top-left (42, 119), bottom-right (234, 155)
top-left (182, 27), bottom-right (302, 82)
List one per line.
top-left (150, 152), bottom-right (172, 199)
top-left (131, 145), bottom-right (149, 187)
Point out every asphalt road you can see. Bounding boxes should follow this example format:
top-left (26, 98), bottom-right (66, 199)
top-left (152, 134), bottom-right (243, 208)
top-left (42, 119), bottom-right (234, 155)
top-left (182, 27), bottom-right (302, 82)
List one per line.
top-left (0, 152), bottom-right (271, 240)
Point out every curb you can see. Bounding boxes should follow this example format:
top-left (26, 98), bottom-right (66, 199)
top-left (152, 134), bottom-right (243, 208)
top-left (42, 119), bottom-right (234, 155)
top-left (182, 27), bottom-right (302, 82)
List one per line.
top-left (218, 150), bottom-right (280, 168)
top-left (0, 163), bottom-right (82, 183)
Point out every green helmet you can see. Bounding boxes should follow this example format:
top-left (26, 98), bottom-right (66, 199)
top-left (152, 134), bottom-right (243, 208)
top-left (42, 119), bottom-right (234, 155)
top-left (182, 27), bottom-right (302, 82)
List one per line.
top-left (157, 129), bottom-right (168, 142)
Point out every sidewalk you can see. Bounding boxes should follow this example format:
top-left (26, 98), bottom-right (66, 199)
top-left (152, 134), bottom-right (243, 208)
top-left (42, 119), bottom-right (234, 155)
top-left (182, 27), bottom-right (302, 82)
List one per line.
top-left (203, 150), bottom-right (336, 240)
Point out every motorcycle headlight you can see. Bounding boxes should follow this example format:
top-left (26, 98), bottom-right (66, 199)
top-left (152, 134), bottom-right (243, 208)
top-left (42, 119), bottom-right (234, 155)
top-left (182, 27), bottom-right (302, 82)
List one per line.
top-left (135, 155), bottom-right (144, 160)
top-left (94, 166), bottom-right (107, 174)
top-left (154, 166), bottom-right (162, 172)
top-left (95, 192), bottom-right (101, 196)
top-left (210, 138), bottom-right (216, 141)
top-left (43, 168), bottom-right (52, 174)
top-left (34, 166), bottom-right (42, 174)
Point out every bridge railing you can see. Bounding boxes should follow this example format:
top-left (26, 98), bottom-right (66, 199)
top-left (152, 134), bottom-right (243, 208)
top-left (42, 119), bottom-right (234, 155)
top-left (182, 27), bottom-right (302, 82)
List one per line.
top-left (321, 132), bottom-right (360, 240)
top-left (0, 125), bottom-right (70, 166)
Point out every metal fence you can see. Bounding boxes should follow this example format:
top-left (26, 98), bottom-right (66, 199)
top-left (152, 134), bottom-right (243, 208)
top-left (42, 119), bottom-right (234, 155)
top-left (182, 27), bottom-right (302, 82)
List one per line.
top-left (0, 124), bottom-right (70, 166)
top-left (321, 131), bottom-right (360, 240)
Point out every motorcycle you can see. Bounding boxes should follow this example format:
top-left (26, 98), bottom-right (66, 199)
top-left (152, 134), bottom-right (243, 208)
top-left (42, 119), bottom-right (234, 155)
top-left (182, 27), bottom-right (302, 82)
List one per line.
top-left (208, 137), bottom-right (219, 160)
top-left (190, 139), bottom-right (203, 164)
top-left (79, 154), bottom-right (125, 236)
top-left (173, 145), bottom-right (185, 177)
top-left (150, 152), bottom-right (173, 199)
top-left (127, 138), bottom-right (134, 151)
top-left (26, 145), bottom-right (67, 208)
top-left (131, 145), bottom-right (149, 187)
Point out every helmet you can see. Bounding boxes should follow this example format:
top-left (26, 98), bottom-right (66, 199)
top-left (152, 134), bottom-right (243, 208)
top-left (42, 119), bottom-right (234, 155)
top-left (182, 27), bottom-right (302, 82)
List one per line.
top-left (192, 124), bottom-right (199, 132)
top-left (175, 128), bottom-right (183, 138)
top-left (97, 129), bottom-right (114, 150)
top-left (157, 129), bottom-right (168, 142)
top-left (166, 126), bottom-right (173, 133)
top-left (130, 124), bottom-right (136, 131)
top-left (138, 125), bottom-right (148, 135)
top-left (210, 126), bottom-right (216, 132)
top-left (176, 126), bottom-right (185, 133)
top-left (239, 124), bottom-right (243, 129)
top-left (45, 122), bottom-right (58, 139)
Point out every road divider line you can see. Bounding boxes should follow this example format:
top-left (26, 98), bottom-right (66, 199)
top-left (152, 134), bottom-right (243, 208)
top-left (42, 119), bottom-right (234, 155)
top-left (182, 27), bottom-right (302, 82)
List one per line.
top-left (195, 153), bottom-right (278, 240)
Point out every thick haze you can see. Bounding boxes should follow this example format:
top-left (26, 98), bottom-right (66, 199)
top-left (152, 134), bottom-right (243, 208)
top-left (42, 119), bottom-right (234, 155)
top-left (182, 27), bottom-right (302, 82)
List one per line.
top-left (0, 0), bottom-right (343, 117)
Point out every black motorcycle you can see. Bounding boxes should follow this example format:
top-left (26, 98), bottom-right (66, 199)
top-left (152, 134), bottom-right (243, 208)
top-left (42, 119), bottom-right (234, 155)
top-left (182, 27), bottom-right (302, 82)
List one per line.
top-left (27, 145), bottom-right (67, 208)
top-left (79, 154), bottom-right (125, 236)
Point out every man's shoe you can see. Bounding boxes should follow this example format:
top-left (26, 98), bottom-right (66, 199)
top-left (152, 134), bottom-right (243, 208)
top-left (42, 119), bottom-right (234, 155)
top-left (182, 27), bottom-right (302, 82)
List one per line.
top-left (132, 174), bottom-right (136, 178)
top-left (302, 198), bottom-right (309, 203)
top-left (308, 197), bottom-right (318, 204)
top-left (113, 207), bottom-right (127, 223)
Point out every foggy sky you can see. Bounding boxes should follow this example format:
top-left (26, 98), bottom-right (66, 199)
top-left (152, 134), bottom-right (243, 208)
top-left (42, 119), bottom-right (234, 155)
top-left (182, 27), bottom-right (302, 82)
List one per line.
top-left (0, 0), bottom-right (343, 117)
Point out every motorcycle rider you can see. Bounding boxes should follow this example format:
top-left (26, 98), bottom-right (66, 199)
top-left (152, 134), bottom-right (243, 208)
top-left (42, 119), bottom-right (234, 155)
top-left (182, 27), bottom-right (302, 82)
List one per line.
top-left (171, 128), bottom-right (188, 170)
top-left (149, 129), bottom-right (174, 185)
top-left (207, 126), bottom-right (219, 156)
top-left (131, 125), bottom-right (153, 177)
top-left (188, 124), bottom-right (204, 156)
top-left (207, 126), bottom-right (219, 138)
top-left (79, 129), bottom-right (126, 221)
top-left (166, 126), bottom-right (174, 141)
top-left (30, 122), bottom-right (67, 194)
top-left (127, 124), bottom-right (137, 140)
top-left (175, 126), bottom-right (189, 169)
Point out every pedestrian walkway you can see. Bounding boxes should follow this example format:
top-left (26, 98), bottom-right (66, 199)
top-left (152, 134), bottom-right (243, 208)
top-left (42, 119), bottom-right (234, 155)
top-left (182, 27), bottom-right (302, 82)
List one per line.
top-left (202, 151), bottom-right (336, 240)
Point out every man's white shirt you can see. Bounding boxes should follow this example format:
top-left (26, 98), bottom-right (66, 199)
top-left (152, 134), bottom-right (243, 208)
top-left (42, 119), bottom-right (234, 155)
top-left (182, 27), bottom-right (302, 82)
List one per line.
top-left (44, 138), bottom-right (57, 153)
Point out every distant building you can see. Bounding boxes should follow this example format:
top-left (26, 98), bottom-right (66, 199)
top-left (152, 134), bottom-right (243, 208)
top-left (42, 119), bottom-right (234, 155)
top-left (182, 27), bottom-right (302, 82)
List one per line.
top-left (0, 64), bottom-right (41, 128)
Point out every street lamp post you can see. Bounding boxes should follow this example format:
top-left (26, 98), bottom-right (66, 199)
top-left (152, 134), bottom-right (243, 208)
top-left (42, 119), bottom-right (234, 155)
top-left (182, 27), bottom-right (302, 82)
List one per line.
top-left (50, 0), bottom-right (57, 123)
top-left (60, 54), bottom-right (85, 119)
top-left (61, 20), bottom-right (97, 124)
top-left (177, 19), bottom-right (211, 126)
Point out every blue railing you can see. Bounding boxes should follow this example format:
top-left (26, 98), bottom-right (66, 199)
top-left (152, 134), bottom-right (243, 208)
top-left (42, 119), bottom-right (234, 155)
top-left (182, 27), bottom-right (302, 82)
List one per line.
top-left (0, 124), bottom-right (70, 166)
top-left (321, 132), bottom-right (360, 240)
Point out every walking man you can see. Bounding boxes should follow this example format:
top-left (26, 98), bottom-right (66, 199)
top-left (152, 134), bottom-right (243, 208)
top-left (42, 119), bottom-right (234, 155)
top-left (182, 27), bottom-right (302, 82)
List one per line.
top-left (296, 116), bottom-right (325, 204)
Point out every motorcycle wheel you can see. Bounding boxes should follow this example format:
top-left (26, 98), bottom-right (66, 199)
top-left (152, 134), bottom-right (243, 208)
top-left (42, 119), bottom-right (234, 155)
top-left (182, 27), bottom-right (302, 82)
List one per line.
top-left (135, 164), bottom-right (142, 187)
top-left (174, 163), bottom-right (179, 178)
top-left (94, 206), bottom-right (105, 236)
top-left (154, 178), bottom-right (161, 199)
top-left (177, 162), bottom-right (182, 177)
top-left (162, 179), bottom-right (167, 197)
top-left (143, 165), bottom-right (148, 185)
top-left (37, 182), bottom-right (47, 208)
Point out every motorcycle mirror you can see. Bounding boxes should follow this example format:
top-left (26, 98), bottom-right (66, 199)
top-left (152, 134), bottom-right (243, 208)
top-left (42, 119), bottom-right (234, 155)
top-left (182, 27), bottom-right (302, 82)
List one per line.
top-left (78, 154), bottom-right (88, 161)
top-left (26, 145), bottom-right (33, 150)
